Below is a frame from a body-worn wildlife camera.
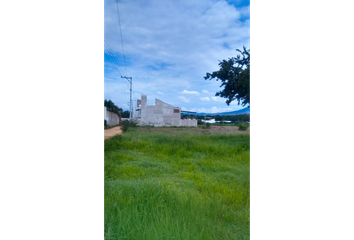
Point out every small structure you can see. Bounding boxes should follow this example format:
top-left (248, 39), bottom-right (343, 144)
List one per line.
top-left (134, 94), bottom-right (197, 127)
top-left (201, 119), bottom-right (216, 124)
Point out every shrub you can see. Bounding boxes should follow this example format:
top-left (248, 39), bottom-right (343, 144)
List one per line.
top-left (121, 120), bottom-right (129, 133)
top-left (104, 119), bottom-right (107, 127)
top-left (130, 119), bottom-right (138, 127)
top-left (121, 120), bottom-right (138, 133)
top-left (200, 122), bottom-right (211, 129)
top-left (237, 121), bottom-right (249, 131)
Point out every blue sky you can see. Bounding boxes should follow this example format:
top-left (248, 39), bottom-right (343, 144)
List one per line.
top-left (104, 0), bottom-right (249, 113)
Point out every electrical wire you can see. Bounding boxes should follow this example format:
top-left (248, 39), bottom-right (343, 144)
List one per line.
top-left (116, 0), bottom-right (128, 76)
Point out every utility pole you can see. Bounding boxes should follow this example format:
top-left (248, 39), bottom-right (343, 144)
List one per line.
top-left (121, 76), bottom-right (132, 120)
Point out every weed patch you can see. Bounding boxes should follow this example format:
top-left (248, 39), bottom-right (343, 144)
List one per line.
top-left (104, 127), bottom-right (250, 239)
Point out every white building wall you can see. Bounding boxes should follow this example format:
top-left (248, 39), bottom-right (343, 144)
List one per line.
top-left (201, 119), bottom-right (216, 124)
top-left (181, 119), bottom-right (198, 127)
top-left (104, 106), bottom-right (120, 125)
top-left (136, 94), bottom-right (197, 127)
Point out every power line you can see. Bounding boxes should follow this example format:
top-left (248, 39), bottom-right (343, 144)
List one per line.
top-left (104, 46), bottom-right (122, 76)
top-left (104, 40), bottom-right (124, 76)
top-left (104, 40), bottom-right (130, 108)
top-left (105, 1), bottom-right (132, 113)
top-left (121, 76), bottom-right (132, 120)
top-left (104, 44), bottom-right (129, 102)
top-left (116, 0), bottom-right (127, 75)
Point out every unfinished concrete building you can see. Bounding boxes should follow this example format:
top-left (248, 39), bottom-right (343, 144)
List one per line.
top-left (133, 94), bottom-right (197, 127)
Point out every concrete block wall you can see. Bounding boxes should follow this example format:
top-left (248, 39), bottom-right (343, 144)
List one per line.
top-left (137, 94), bottom-right (197, 127)
top-left (140, 99), bottom-right (182, 126)
top-left (181, 119), bottom-right (198, 127)
top-left (104, 106), bottom-right (121, 126)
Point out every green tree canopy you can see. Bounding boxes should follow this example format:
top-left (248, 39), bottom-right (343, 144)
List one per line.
top-left (204, 46), bottom-right (250, 106)
top-left (104, 99), bottom-right (122, 116)
top-left (121, 110), bottom-right (130, 118)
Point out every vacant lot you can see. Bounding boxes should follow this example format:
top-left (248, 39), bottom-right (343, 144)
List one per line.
top-left (141, 125), bottom-right (249, 134)
top-left (104, 127), bottom-right (250, 240)
top-left (105, 125), bottom-right (250, 140)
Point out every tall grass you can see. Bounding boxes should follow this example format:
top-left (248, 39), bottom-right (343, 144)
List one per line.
top-left (105, 128), bottom-right (250, 240)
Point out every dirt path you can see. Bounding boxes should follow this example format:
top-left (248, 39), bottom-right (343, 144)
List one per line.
top-left (104, 126), bottom-right (123, 139)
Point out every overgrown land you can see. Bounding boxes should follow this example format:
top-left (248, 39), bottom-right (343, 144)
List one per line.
top-left (105, 127), bottom-right (250, 240)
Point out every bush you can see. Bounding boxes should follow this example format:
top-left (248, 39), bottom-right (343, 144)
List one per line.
top-left (121, 120), bottom-right (138, 133)
top-left (130, 119), bottom-right (138, 127)
top-left (121, 120), bottom-right (129, 133)
top-left (200, 122), bottom-right (211, 129)
top-left (104, 119), bottom-right (107, 127)
top-left (236, 121), bottom-right (249, 131)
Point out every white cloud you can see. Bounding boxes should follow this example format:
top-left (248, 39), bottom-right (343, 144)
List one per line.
top-left (186, 106), bottom-right (234, 113)
top-left (239, 5), bottom-right (250, 19)
top-left (211, 96), bottom-right (226, 103)
top-left (181, 90), bottom-right (200, 95)
top-left (104, 0), bottom-right (249, 112)
top-left (202, 89), bottom-right (214, 95)
top-left (207, 106), bottom-right (233, 113)
top-left (200, 97), bottom-right (210, 101)
top-left (178, 96), bottom-right (190, 103)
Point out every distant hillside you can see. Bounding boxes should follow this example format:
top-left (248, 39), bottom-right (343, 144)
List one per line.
top-left (197, 107), bottom-right (250, 116)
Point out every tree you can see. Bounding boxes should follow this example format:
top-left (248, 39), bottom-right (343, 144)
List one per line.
top-left (204, 46), bottom-right (250, 106)
top-left (104, 99), bottom-right (122, 116)
top-left (121, 110), bottom-right (130, 118)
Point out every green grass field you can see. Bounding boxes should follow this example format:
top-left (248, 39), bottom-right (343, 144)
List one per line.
top-left (104, 127), bottom-right (250, 240)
